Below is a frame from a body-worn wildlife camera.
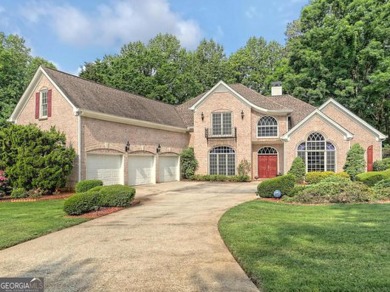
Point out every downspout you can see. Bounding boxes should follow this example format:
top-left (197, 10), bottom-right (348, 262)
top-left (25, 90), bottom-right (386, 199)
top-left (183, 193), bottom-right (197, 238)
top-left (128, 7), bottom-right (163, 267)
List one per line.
top-left (75, 109), bottom-right (82, 182)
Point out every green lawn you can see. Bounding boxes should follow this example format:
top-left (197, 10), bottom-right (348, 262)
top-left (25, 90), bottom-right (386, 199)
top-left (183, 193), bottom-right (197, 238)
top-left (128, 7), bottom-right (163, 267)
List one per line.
top-left (219, 201), bottom-right (390, 292)
top-left (0, 199), bottom-right (88, 250)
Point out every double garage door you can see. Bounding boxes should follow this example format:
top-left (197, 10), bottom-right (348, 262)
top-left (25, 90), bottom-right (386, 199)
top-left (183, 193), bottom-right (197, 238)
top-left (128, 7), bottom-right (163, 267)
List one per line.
top-left (86, 154), bottom-right (179, 186)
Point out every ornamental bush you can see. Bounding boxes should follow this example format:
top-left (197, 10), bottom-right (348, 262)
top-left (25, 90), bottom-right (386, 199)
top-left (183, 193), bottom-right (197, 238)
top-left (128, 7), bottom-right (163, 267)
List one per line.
top-left (0, 170), bottom-right (10, 196)
top-left (372, 179), bottom-right (390, 200)
top-left (191, 174), bottom-right (250, 182)
top-left (99, 185), bottom-right (135, 207)
top-left (256, 174), bottom-right (295, 198)
top-left (75, 180), bottom-right (103, 193)
top-left (305, 171), bottom-right (335, 184)
top-left (343, 143), bottom-right (365, 180)
top-left (64, 185), bottom-right (136, 215)
top-left (0, 124), bottom-right (75, 193)
top-left (180, 147), bottom-right (198, 179)
top-left (288, 157), bottom-right (306, 183)
top-left (237, 159), bottom-right (251, 176)
top-left (373, 158), bottom-right (390, 171)
top-left (11, 187), bottom-right (27, 199)
top-left (356, 169), bottom-right (390, 186)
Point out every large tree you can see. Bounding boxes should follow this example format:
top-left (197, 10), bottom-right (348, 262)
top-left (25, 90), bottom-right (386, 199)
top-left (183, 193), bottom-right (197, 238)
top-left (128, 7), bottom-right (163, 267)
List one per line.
top-left (284, 0), bottom-right (390, 139)
top-left (0, 33), bottom-right (55, 123)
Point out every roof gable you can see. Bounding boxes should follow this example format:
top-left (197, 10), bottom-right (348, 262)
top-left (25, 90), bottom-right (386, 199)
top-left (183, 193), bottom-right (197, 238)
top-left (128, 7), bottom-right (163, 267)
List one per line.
top-left (281, 109), bottom-right (354, 141)
top-left (189, 81), bottom-right (292, 115)
top-left (319, 98), bottom-right (387, 141)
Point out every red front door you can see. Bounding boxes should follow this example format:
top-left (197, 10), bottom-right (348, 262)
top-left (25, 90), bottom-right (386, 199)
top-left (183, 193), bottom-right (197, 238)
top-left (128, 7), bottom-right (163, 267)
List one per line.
top-left (367, 145), bottom-right (373, 171)
top-left (258, 155), bottom-right (278, 178)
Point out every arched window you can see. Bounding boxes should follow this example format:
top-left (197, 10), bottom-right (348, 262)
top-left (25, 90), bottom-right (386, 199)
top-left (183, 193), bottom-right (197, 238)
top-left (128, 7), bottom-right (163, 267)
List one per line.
top-left (297, 133), bottom-right (336, 172)
top-left (258, 147), bottom-right (277, 155)
top-left (258, 116), bottom-right (278, 137)
top-left (209, 146), bottom-right (235, 176)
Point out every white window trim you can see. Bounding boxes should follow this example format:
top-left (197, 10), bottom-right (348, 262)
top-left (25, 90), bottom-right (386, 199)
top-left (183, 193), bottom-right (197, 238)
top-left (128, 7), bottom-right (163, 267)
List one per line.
top-left (211, 111), bottom-right (233, 137)
top-left (208, 147), bottom-right (236, 176)
top-left (257, 116), bottom-right (279, 138)
top-left (39, 89), bottom-right (48, 119)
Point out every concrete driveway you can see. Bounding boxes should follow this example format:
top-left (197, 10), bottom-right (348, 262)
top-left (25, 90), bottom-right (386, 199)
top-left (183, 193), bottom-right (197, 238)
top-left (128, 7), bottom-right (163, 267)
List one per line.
top-left (0, 181), bottom-right (259, 292)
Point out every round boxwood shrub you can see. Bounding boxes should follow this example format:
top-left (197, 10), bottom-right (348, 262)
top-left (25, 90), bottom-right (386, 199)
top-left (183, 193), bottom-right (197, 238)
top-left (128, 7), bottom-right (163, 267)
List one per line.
top-left (63, 191), bottom-right (101, 215)
top-left (75, 179), bottom-right (103, 193)
top-left (99, 185), bottom-right (135, 207)
top-left (257, 174), bottom-right (295, 198)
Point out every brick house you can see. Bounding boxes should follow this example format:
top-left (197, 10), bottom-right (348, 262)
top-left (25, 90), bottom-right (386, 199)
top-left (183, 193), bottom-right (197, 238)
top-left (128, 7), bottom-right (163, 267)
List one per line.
top-left (9, 67), bottom-right (387, 187)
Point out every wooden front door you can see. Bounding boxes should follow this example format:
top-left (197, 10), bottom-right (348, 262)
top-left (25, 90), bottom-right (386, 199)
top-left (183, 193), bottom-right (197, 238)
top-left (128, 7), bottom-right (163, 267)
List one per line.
top-left (367, 145), bottom-right (373, 172)
top-left (258, 155), bottom-right (278, 178)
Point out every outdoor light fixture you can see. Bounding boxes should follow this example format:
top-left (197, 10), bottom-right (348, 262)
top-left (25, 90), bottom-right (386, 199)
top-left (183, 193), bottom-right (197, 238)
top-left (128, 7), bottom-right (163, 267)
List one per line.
top-left (201, 112), bottom-right (204, 121)
top-left (125, 141), bottom-right (130, 152)
top-left (156, 144), bottom-right (161, 153)
top-left (241, 110), bottom-right (245, 120)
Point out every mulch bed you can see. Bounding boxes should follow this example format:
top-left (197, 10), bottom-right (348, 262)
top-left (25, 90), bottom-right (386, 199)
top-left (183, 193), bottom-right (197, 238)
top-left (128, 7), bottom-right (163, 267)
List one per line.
top-left (0, 192), bottom-right (74, 203)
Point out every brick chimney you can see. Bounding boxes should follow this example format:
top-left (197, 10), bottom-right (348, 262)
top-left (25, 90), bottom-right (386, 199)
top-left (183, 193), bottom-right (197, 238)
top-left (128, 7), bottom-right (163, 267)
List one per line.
top-left (271, 81), bottom-right (283, 96)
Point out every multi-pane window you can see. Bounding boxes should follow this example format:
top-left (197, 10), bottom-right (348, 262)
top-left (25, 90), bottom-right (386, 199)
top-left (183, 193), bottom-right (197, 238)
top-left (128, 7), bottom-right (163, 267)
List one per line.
top-left (258, 116), bottom-right (278, 137)
top-left (40, 90), bottom-right (48, 118)
top-left (212, 112), bottom-right (232, 136)
top-left (209, 146), bottom-right (235, 175)
top-left (297, 133), bottom-right (336, 172)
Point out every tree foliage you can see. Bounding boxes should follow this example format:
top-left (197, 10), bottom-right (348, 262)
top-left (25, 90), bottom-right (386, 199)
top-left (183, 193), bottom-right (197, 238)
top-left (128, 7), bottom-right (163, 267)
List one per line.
top-left (0, 33), bottom-right (56, 123)
top-left (0, 124), bottom-right (75, 192)
top-left (284, 0), bottom-right (390, 139)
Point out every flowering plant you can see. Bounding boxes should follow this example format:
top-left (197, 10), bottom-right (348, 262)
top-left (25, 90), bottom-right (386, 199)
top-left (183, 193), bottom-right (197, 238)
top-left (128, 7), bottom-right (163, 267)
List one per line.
top-left (0, 170), bottom-right (10, 196)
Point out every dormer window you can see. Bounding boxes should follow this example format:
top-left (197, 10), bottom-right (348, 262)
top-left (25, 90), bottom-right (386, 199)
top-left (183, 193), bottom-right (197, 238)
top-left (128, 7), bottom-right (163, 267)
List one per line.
top-left (212, 112), bottom-right (232, 136)
top-left (258, 116), bottom-right (278, 137)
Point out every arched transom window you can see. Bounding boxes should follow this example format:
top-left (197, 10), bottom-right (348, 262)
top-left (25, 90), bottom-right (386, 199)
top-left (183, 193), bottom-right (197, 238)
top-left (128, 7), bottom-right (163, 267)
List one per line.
top-left (258, 116), bottom-right (278, 137)
top-left (258, 147), bottom-right (277, 155)
top-left (209, 146), bottom-right (235, 176)
top-left (297, 133), bottom-right (336, 172)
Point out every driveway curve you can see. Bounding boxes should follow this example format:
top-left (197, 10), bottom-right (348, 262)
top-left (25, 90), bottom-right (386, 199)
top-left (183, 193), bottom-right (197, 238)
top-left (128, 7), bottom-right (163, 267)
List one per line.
top-left (0, 181), bottom-right (259, 292)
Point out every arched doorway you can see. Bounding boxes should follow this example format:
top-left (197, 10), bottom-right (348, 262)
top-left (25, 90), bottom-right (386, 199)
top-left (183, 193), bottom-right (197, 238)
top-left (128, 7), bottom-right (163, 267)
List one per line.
top-left (258, 147), bottom-right (278, 178)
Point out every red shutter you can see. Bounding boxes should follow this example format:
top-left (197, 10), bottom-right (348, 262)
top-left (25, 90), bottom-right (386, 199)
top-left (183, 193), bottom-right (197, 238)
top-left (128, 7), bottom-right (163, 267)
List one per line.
top-left (35, 92), bottom-right (40, 119)
top-left (47, 89), bottom-right (52, 117)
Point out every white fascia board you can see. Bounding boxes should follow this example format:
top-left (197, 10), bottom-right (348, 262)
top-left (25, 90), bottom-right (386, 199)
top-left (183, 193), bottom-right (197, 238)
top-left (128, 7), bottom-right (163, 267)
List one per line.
top-left (8, 66), bottom-right (77, 122)
top-left (281, 109), bottom-right (354, 141)
top-left (189, 80), bottom-right (292, 115)
top-left (80, 109), bottom-right (188, 133)
top-left (319, 98), bottom-right (387, 141)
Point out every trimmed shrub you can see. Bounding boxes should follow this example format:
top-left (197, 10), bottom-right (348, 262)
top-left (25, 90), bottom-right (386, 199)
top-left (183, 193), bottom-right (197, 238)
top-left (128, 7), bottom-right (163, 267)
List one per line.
top-left (63, 191), bottom-right (101, 215)
top-left (99, 185), bottom-right (135, 207)
top-left (356, 169), bottom-right (390, 186)
top-left (328, 183), bottom-right (372, 203)
top-left (373, 158), bottom-right (390, 171)
top-left (257, 174), bottom-right (295, 198)
top-left (372, 179), bottom-right (390, 200)
top-left (180, 147), bottom-right (198, 179)
top-left (11, 187), bottom-right (27, 198)
top-left (305, 171), bottom-right (335, 184)
top-left (288, 157), bottom-right (306, 183)
top-left (76, 180), bottom-right (103, 193)
top-left (190, 174), bottom-right (250, 182)
top-left (343, 143), bottom-right (365, 180)
top-left (286, 185), bottom-right (306, 197)
top-left (334, 172), bottom-right (350, 179)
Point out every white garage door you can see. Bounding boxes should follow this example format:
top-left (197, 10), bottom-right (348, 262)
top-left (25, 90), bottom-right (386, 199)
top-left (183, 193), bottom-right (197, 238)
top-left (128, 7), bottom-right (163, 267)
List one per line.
top-left (159, 156), bottom-right (180, 182)
top-left (86, 154), bottom-right (123, 185)
top-left (128, 155), bottom-right (155, 185)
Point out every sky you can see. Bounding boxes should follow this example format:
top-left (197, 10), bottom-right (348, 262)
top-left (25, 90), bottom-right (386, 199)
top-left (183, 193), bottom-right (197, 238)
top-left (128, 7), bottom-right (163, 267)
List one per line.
top-left (0, 0), bottom-right (309, 75)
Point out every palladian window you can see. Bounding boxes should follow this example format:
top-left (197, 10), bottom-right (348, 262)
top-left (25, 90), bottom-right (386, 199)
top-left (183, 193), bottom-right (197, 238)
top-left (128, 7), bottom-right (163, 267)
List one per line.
top-left (297, 132), bottom-right (336, 172)
top-left (258, 116), bottom-right (278, 137)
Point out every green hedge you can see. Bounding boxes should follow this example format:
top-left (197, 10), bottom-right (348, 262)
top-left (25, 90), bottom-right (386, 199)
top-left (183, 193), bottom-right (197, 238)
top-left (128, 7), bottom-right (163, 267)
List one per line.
top-left (11, 187), bottom-right (27, 198)
top-left (373, 158), bottom-right (390, 171)
top-left (99, 185), bottom-right (135, 207)
top-left (305, 171), bottom-right (335, 184)
top-left (257, 175), bottom-right (295, 198)
top-left (356, 169), bottom-right (390, 186)
top-left (75, 179), bottom-right (103, 193)
top-left (191, 174), bottom-right (250, 182)
top-left (372, 179), bottom-right (390, 200)
top-left (64, 184), bottom-right (136, 215)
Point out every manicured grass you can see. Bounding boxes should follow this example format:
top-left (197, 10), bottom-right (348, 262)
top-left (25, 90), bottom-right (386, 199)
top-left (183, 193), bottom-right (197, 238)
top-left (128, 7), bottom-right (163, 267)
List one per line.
top-left (219, 201), bottom-right (390, 292)
top-left (0, 199), bottom-right (88, 250)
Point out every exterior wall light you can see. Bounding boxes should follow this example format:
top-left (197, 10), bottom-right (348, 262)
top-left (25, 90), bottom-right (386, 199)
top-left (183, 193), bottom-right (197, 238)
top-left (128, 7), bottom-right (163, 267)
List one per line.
top-left (156, 144), bottom-right (161, 153)
top-left (125, 141), bottom-right (130, 152)
top-left (241, 110), bottom-right (244, 120)
top-left (201, 112), bottom-right (204, 121)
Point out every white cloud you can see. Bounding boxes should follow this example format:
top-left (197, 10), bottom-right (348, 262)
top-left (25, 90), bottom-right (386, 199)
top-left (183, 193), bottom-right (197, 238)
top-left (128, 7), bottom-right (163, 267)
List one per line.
top-left (245, 6), bottom-right (258, 19)
top-left (20, 0), bottom-right (202, 49)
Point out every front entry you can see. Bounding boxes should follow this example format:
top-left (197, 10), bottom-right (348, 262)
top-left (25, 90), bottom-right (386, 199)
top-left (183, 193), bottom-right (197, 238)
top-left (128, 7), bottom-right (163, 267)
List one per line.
top-left (258, 147), bottom-right (278, 178)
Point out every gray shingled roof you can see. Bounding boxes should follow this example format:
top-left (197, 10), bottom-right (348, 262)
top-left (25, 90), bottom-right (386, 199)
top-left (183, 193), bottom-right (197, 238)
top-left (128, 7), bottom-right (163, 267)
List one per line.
top-left (175, 92), bottom-right (205, 127)
top-left (270, 94), bottom-right (316, 127)
top-left (229, 84), bottom-right (291, 111)
top-left (44, 67), bottom-right (187, 128)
